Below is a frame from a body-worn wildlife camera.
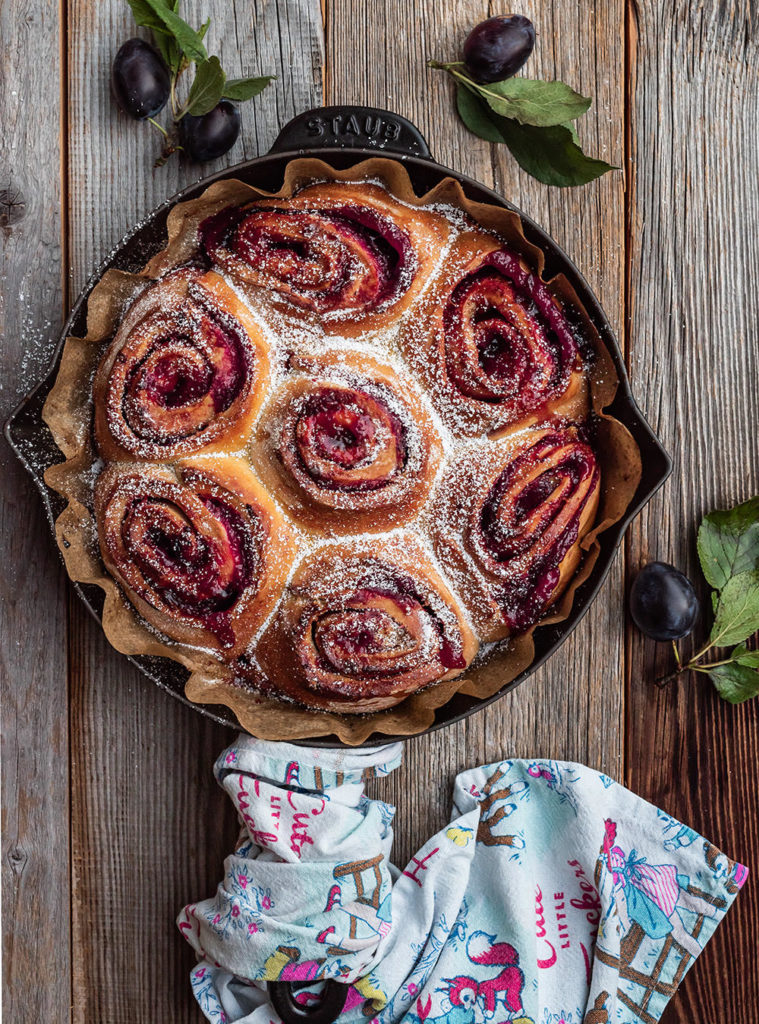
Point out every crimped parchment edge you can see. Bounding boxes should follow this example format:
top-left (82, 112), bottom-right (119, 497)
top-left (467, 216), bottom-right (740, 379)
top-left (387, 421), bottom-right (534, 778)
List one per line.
top-left (42, 157), bottom-right (641, 745)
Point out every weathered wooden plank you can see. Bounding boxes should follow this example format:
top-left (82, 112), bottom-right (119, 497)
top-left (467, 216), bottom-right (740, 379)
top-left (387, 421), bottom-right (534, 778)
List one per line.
top-left (328, 0), bottom-right (626, 869)
top-left (626, 2), bottom-right (759, 1019)
top-left (65, 2), bottom-right (324, 1020)
top-left (0, 2), bottom-right (71, 1022)
top-left (7, 0), bottom-right (757, 1018)
top-left (69, 626), bottom-right (241, 1020)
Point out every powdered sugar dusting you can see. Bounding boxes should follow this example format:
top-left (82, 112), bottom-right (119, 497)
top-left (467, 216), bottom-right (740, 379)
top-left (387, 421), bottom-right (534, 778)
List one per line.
top-left (81, 178), bottom-right (594, 700)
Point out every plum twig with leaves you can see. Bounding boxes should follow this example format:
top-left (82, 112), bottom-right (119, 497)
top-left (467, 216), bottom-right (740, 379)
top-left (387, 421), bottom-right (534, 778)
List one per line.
top-left (112, 0), bottom-right (274, 165)
top-left (428, 14), bottom-right (616, 187)
top-left (631, 496), bottom-right (759, 703)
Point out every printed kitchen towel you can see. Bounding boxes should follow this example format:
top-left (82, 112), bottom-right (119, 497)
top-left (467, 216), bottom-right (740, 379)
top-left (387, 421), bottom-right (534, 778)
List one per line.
top-left (178, 737), bottom-right (747, 1024)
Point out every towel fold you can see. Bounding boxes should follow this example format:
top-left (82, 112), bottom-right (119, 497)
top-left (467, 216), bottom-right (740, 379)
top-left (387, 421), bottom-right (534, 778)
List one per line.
top-left (179, 738), bottom-right (746, 1024)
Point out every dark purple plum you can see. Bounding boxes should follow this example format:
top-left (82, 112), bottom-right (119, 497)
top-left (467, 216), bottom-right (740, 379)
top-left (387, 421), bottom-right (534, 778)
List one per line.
top-left (179, 101), bottom-right (241, 162)
top-left (463, 15), bottom-right (536, 84)
top-left (111, 38), bottom-right (170, 120)
top-left (629, 561), bottom-right (699, 641)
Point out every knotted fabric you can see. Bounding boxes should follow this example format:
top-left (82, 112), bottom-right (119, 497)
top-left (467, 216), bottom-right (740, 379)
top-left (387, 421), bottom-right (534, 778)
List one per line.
top-left (178, 737), bottom-right (746, 1024)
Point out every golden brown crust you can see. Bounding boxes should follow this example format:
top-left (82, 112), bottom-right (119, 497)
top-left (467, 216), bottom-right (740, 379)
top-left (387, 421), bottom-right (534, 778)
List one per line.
top-left (94, 456), bottom-right (295, 657)
top-left (399, 230), bottom-right (588, 439)
top-left (38, 163), bottom-right (637, 739)
top-left (255, 536), bottom-right (478, 713)
top-left (93, 267), bottom-right (270, 461)
top-left (429, 426), bottom-right (601, 641)
top-left (199, 180), bottom-right (451, 337)
top-left (251, 349), bottom-right (444, 535)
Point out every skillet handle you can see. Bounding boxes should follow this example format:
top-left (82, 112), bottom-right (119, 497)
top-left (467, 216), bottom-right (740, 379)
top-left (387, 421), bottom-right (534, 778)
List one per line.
top-left (267, 979), bottom-right (349, 1024)
top-left (269, 105), bottom-right (433, 160)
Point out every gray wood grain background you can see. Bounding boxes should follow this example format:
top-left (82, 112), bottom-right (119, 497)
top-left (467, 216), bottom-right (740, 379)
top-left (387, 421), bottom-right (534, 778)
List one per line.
top-left (1, 0), bottom-right (757, 1020)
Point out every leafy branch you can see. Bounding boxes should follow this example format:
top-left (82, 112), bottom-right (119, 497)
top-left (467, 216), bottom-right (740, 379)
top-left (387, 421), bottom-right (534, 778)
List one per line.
top-left (428, 60), bottom-right (616, 187)
top-left (657, 496), bottom-right (759, 702)
top-left (126, 0), bottom-right (274, 164)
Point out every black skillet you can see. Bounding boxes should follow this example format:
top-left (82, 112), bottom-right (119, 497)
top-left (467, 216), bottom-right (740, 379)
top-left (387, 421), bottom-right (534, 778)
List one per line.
top-left (6, 103), bottom-right (670, 1024)
top-left (4, 105), bottom-right (671, 750)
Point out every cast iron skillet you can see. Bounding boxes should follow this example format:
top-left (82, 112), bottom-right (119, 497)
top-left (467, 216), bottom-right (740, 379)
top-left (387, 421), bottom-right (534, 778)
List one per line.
top-left (4, 104), bottom-right (671, 750)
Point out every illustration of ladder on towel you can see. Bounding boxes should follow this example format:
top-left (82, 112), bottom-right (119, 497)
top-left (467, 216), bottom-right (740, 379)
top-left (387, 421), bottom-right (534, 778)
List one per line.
top-left (320, 855), bottom-right (392, 955)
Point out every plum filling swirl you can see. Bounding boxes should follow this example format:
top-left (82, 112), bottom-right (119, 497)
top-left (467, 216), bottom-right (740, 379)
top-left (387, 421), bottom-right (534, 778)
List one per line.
top-left (200, 203), bottom-right (416, 316)
top-left (110, 285), bottom-right (253, 454)
top-left (472, 430), bottom-right (600, 631)
top-left (443, 247), bottom-right (578, 419)
top-left (102, 476), bottom-right (260, 649)
top-left (297, 570), bottom-right (467, 699)
top-left (281, 385), bottom-right (407, 498)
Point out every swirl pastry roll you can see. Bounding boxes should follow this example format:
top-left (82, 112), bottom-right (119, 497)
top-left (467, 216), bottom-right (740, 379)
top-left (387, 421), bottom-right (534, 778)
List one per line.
top-left (252, 351), bottom-right (443, 533)
top-left (431, 427), bottom-right (600, 640)
top-left (400, 231), bottom-right (586, 437)
top-left (95, 457), bottom-right (295, 656)
top-left (256, 537), bottom-right (478, 713)
top-left (198, 181), bottom-right (450, 335)
top-left (94, 267), bottom-right (270, 460)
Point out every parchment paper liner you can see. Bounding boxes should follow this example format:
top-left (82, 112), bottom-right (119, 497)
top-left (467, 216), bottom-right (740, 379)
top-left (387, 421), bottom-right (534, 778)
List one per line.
top-left (43, 158), bottom-right (641, 745)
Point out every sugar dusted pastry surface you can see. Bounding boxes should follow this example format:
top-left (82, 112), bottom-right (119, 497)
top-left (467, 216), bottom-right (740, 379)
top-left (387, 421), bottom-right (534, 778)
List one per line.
top-left (89, 177), bottom-right (599, 713)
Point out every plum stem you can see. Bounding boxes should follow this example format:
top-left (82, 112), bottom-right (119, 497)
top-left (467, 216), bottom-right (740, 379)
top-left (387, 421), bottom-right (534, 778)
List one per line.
top-left (170, 75), bottom-right (179, 119)
top-left (654, 645), bottom-right (735, 688)
top-left (654, 668), bottom-right (684, 688)
top-left (429, 62), bottom-right (514, 108)
top-left (154, 134), bottom-right (182, 169)
top-left (427, 60), bottom-right (465, 69)
top-left (671, 639), bottom-right (681, 668)
top-left (147, 117), bottom-right (169, 140)
top-left (689, 639), bottom-right (715, 664)
top-left (691, 657), bottom-right (735, 672)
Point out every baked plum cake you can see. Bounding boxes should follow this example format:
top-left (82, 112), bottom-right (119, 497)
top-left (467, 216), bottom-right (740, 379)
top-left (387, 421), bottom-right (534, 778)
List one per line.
top-left (62, 175), bottom-right (608, 717)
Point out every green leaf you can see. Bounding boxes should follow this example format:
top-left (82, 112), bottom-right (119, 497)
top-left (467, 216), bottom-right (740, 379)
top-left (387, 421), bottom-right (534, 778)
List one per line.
top-left (180, 19), bottom-right (208, 74)
top-left (153, 28), bottom-right (182, 75)
top-left (124, 1), bottom-right (184, 75)
top-left (709, 662), bottom-right (759, 703)
top-left (126, 0), bottom-right (169, 32)
top-left (733, 644), bottom-right (759, 668)
top-left (185, 56), bottom-right (226, 116)
top-left (563, 121), bottom-right (580, 144)
top-left (141, 0), bottom-right (208, 62)
top-left (453, 83), bottom-right (614, 187)
top-left (223, 75), bottom-right (275, 102)
top-left (697, 496), bottom-right (759, 591)
top-left (709, 569), bottom-right (759, 647)
top-left (152, 30), bottom-right (171, 66)
top-left (479, 77), bottom-right (592, 127)
top-left (456, 84), bottom-right (505, 143)
top-left (498, 120), bottom-right (616, 187)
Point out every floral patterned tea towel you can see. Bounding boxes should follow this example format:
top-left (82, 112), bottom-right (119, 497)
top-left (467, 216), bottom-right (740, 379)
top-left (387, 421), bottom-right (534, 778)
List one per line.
top-left (178, 737), bottom-right (747, 1024)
